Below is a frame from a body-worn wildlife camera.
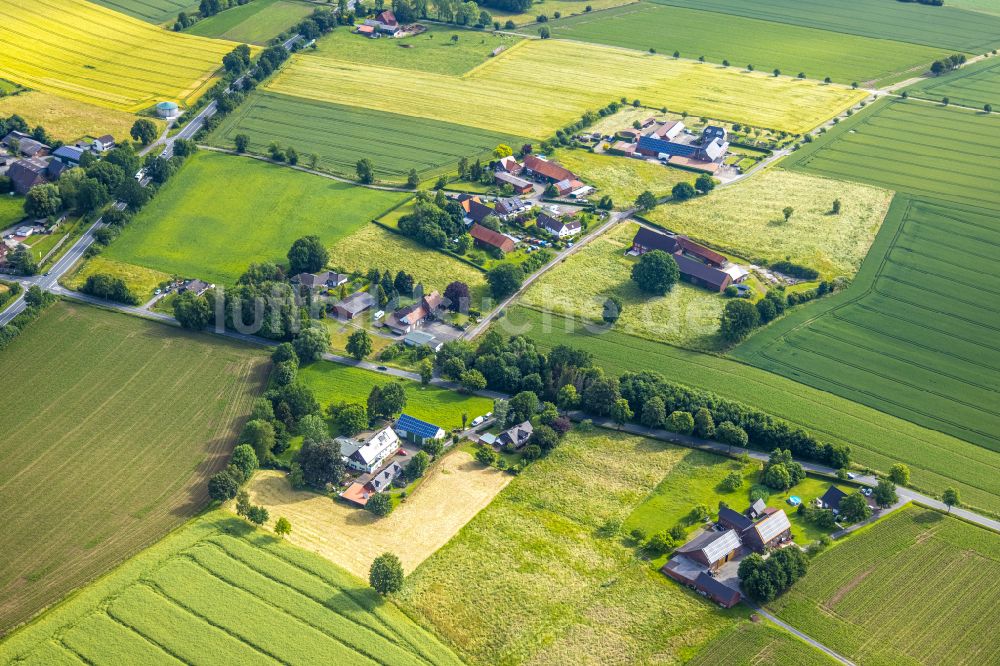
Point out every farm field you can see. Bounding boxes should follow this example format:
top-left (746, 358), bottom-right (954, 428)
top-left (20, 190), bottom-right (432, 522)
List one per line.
top-left (493, 0), bottom-right (634, 24)
top-left (902, 56), bottom-right (1000, 110)
top-left (186, 0), bottom-right (313, 43)
top-left (327, 222), bottom-right (489, 301)
top-left (545, 2), bottom-right (942, 87)
top-left (733, 196), bottom-right (1000, 458)
top-left (63, 255), bottom-right (173, 303)
top-left (645, 169), bottom-right (893, 278)
top-left (688, 622), bottom-right (837, 666)
top-left (313, 25), bottom-right (523, 75)
top-left (0, 303), bottom-right (268, 636)
top-left (499, 305), bottom-right (1000, 518)
top-left (0, 512), bottom-right (464, 665)
top-left (400, 428), bottom-right (835, 664)
top-left (0, 91), bottom-right (156, 143)
top-left (948, 0), bottom-right (1000, 16)
top-left (246, 453), bottom-right (511, 578)
top-left (104, 151), bottom-right (406, 285)
top-left (552, 148), bottom-right (693, 208)
top-left (0, 0), bottom-right (239, 111)
top-left (297, 361), bottom-right (493, 430)
top-left (520, 222), bottom-right (725, 350)
top-left (89, 0), bottom-right (199, 24)
top-left (208, 91), bottom-right (522, 182)
top-left (784, 98), bottom-right (1000, 209)
top-left (267, 41), bottom-right (866, 138)
top-left (769, 505), bottom-right (1000, 665)
top-left (650, 0), bottom-right (1000, 53)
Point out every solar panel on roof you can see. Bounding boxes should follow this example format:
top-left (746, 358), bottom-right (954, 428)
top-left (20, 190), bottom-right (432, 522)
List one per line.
top-left (700, 530), bottom-right (742, 564)
top-left (754, 510), bottom-right (791, 544)
top-left (396, 413), bottom-right (442, 439)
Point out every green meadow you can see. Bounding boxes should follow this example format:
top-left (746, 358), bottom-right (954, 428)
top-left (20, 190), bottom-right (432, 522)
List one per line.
top-left (902, 56), bottom-right (1000, 110)
top-left (185, 0), bottom-right (314, 44)
top-left (104, 151), bottom-right (406, 284)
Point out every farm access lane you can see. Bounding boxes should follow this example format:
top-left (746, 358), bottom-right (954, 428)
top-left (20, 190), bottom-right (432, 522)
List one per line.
top-left (747, 604), bottom-right (857, 666)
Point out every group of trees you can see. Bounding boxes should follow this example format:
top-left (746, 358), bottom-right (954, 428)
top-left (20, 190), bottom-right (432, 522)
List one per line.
top-left (738, 547), bottom-right (809, 601)
top-left (396, 192), bottom-right (466, 248)
top-left (208, 442), bottom-right (259, 502)
top-left (930, 53), bottom-right (966, 75)
top-left (761, 448), bottom-right (805, 491)
top-left (80, 273), bottom-right (139, 305)
top-left (720, 281), bottom-right (839, 342)
top-left (486, 263), bottom-right (524, 300)
top-left (537, 100), bottom-right (625, 155)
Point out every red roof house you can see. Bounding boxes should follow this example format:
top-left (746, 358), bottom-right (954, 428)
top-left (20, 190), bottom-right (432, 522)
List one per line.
top-left (469, 223), bottom-right (515, 253)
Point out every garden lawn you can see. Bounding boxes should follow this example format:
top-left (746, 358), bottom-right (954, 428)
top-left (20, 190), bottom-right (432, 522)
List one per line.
top-left (327, 222), bottom-right (489, 303)
top-left (0, 512), bottom-right (463, 665)
top-left (783, 98), bottom-right (1000, 209)
top-left (104, 151), bottom-right (407, 285)
top-left (89, 0), bottom-right (199, 24)
top-left (902, 56), bottom-right (1000, 110)
top-left (498, 305), bottom-right (1000, 518)
top-left (400, 428), bottom-right (746, 663)
top-left (208, 91), bottom-right (523, 183)
top-left (0, 91), bottom-right (155, 143)
top-left (297, 360), bottom-right (492, 430)
top-left (0, 195), bottom-right (24, 229)
top-left (645, 169), bottom-right (893, 278)
top-left (733, 195), bottom-right (1000, 458)
top-left (313, 25), bottom-right (523, 75)
top-left (769, 505), bottom-right (1000, 665)
top-left (520, 222), bottom-right (725, 350)
top-left (268, 40), bottom-right (865, 138)
top-left (546, 2), bottom-right (942, 87)
top-left (551, 148), bottom-right (693, 209)
top-left (650, 0), bottom-right (1000, 53)
top-left (0, 0), bottom-right (239, 111)
top-left (63, 255), bottom-right (172, 302)
top-left (0, 303), bottom-right (268, 636)
top-left (185, 0), bottom-right (313, 43)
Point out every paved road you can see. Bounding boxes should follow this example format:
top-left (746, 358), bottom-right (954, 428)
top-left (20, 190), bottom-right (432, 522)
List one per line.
top-left (748, 604), bottom-right (857, 665)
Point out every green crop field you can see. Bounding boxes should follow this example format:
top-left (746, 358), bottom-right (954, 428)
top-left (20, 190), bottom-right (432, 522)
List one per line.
top-left (546, 2), bottom-right (942, 86)
top-left (733, 196), bottom-right (1000, 456)
top-left (0, 303), bottom-right (268, 636)
top-left (902, 57), bottom-right (1000, 110)
top-left (689, 622), bottom-right (837, 666)
top-left (208, 91), bottom-right (523, 183)
top-left (650, 0), bottom-right (1000, 53)
top-left (89, 0), bottom-right (199, 24)
top-left (784, 98), bottom-right (1000, 209)
top-left (268, 40), bottom-right (866, 138)
top-left (0, 513), bottom-right (464, 665)
top-left (298, 361), bottom-right (493, 430)
top-left (185, 0), bottom-right (314, 44)
top-left (948, 0), bottom-right (1000, 16)
top-left (499, 305), bottom-right (1000, 518)
top-left (313, 25), bottom-right (523, 75)
top-left (104, 151), bottom-right (406, 284)
top-left (769, 505), bottom-right (1000, 665)
top-left (645, 169), bottom-right (893, 278)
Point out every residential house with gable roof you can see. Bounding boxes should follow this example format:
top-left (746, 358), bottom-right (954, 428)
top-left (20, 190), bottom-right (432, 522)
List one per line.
top-left (338, 426), bottom-right (401, 474)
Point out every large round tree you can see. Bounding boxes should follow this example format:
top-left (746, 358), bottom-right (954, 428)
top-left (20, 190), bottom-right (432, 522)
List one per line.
top-left (631, 250), bottom-right (680, 295)
top-left (287, 235), bottom-right (329, 275)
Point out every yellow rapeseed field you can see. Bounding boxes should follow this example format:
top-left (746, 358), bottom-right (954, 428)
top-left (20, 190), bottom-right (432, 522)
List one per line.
top-left (268, 39), bottom-right (865, 138)
top-left (0, 0), bottom-right (239, 111)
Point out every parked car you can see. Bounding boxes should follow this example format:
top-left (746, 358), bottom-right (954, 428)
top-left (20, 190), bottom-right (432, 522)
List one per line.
top-left (846, 472), bottom-right (857, 480)
top-left (376, 365), bottom-right (387, 371)
top-left (471, 416), bottom-right (485, 427)
top-left (373, 310), bottom-right (384, 319)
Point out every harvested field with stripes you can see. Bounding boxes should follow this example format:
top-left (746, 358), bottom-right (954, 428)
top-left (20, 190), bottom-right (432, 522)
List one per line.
top-left (267, 40), bottom-right (866, 138)
top-left (0, 91), bottom-right (157, 143)
top-left (0, 513), bottom-right (463, 665)
top-left (0, 303), bottom-right (268, 636)
top-left (769, 505), bottom-right (1000, 665)
top-left (89, 0), bottom-right (199, 24)
top-left (208, 91), bottom-right (523, 182)
top-left (0, 0), bottom-right (237, 111)
top-left (902, 57), bottom-right (1000, 110)
top-left (783, 98), bottom-right (1000, 209)
top-left (733, 196), bottom-right (1000, 460)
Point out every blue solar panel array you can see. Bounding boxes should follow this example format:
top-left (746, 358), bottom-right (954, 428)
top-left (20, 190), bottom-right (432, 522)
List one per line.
top-left (637, 135), bottom-right (698, 158)
top-left (396, 413), bottom-right (443, 439)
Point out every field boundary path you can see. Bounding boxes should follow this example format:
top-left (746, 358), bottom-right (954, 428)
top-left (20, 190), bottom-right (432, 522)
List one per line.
top-left (748, 604), bottom-right (857, 666)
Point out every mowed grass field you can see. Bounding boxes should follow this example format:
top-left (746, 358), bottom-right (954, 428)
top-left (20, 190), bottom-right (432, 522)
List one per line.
top-left (552, 148), bottom-right (693, 208)
top-left (0, 303), bottom-right (268, 636)
top-left (208, 91), bottom-right (523, 182)
top-left (327, 223), bottom-right (489, 300)
top-left (769, 505), bottom-right (1000, 665)
top-left (0, 91), bottom-right (158, 143)
top-left (902, 56), bottom-right (1000, 110)
top-left (0, 195), bottom-right (24, 229)
top-left (186, 0), bottom-right (314, 44)
top-left (520, 222), bottom-right (726, 350)
top-left (498, 305), bottom-right (1000, 518)
top-left (63, 256), bottom-right (173, 302)
top-left (0, 0), bottom-right (238, 111)
top-left (733, 196), bottom-right (1000, 458)
top-left (650, 0), bottom-right (1000, 53)
top-left (104, 151), bottom-right (407, 284)
top-left (646, 169), bottom-right (893, 278)
top-left (298, 361), bottom-right (492, 430)
top-left (268, 40), bottom-right (866, 138)
top-left (546, 2), bottom-right (941, 86)
top-left (784, 98), bottom-right (1000, 209)
top-left (313, 25), bottom-right (523, 75)
top-left (247, 453), bottom-right (511, 578)
top-left (0, 513), bottom-right (464, 665)
top-left (89, 0), bottom-right (199, 24)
